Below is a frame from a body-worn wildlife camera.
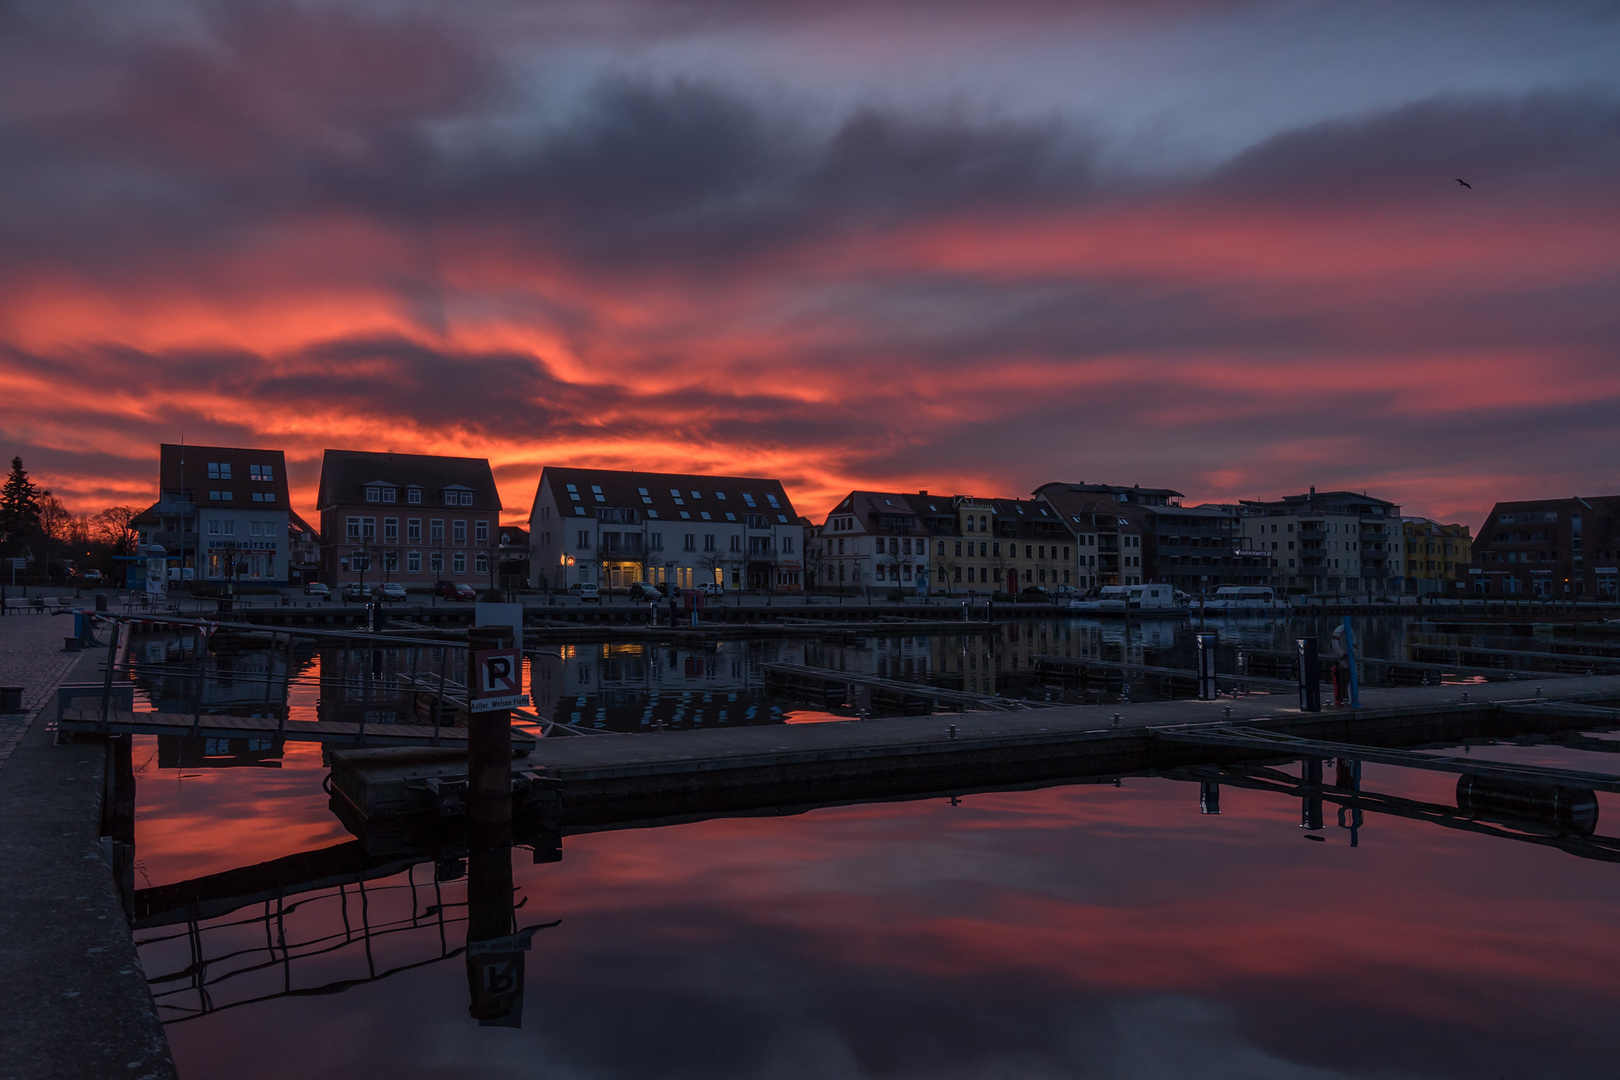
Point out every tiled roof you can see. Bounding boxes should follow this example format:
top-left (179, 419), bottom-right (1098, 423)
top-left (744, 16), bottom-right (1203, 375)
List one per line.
top-left (535, 467), bottom-right (800, 526)
top-left (159, 444), bottom-right (290, 509)
top-left (317, 450), bottom-right (501, 511)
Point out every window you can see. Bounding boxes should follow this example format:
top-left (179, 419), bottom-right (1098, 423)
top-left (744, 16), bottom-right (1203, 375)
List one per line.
top-left (1025, 545), bottom-right (1032, 558)
top-left (209, 490), bottom-right (233, 501)
top-left (367, 486), bottom-right (381, 503)
top-left (249, 464), bottom-right (272, 481)
top-left (346, 517), bottom-right (361, 541)
top-left (766, 494), bottom-right (780, 508)
top-left (430, 520), bottom-right (444, 544)
top-left (445, 491), bottom-right (458, 506)
top-left (208, 520), bottom-right (221, 535)
top-left (703, 534), bottom-right (716, 552)
top-left (384, 519), bottom-right (398, 542)
top-left (207, 462), bottom-right (231, 480)
top-left (742, 493), bottom-right (756, 507)
top-left (577, 531), bottom-right (591, 549)
top-left (407, 551), bottom-right (422, 573)
top-left (430, 551), bottom-right (443, 574)
top-left (783, 536), bottom-right (794, 554)
top-left (476, 521), bottom-right (488, 543)
top-left (407, 519), bottom-right (421, 542)
top-left (954, 541), bottom-right (962, 556)
top-left (383, 551), bottom-right (398, 573)
top-left (730, 535), bottom-right (742, 552)
top-left (684, 534), bottom-right (697, 552)
top-left (382, 487), bottom-right (396, 504)
top-left (251, 491), bottom-right (275, 503)
top-left (476, 552), bottom-right (489, 574)
top-left (407, 487), bottom-right (421, 505)
top-left (453, 521), bottom-right (467, 543)
top-left (453, 552), bottom-right (466, 573)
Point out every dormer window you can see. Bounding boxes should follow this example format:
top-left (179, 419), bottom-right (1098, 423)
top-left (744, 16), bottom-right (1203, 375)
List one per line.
top-left (406, 487), bottom-right (421, 505)
top-left (382, 487), bottom-right (396, 504)
top-left (366, 486), bottom-right (381, 503)
top-left (460, 492), bottom-right (472, 506)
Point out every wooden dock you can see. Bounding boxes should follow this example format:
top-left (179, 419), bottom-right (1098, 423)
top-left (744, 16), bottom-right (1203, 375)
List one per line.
top-left (762, 661), bottom-right (1057, 711)
top-left (327, 675), bottom-right (1620, 836)
top-left (57, 707), bottom-right (537, 748)
top-left (1030, 654), bottom-right (1300, 692)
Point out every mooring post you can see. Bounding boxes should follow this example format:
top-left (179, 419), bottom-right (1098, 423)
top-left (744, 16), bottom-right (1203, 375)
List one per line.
top-left (98, 616), bottom-right (118, 732)
top-left (1340, 616), bottom-right (1360, 708)
top-left (466, 624), bottom-right (517, 829)
top-left (1195, 632), bottom-right (1217, 701)
top-left (1199, 780), bottom-right (1221, 815)
top-left (1296, 637), bottom-right (1321, 713)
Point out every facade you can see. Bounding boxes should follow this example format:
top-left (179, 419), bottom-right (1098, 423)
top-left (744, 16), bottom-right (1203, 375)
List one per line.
top-left (316, 450), bottom-right (501, 588)
top-left (1034, 482), bottom-right (1269, 593)
top-left (1460, 496), bottom-right (1620, 600)
top-left (1031, 485), bottom-right (1151, 588)
top-left (287, 510), bottom-right (321, 586)
top-left (529, 468), bottom-right (804, 592)
top-left (818, 491), bottom-right (932, 596)
top-left (1237, 488), bottom-right (1401, 597)
top-left (135, 444), bottom-right (292, 586)
top-left (938, 496), bottom-right (1084, 594)
top-left (1400, 518), bottom-right (1471, 596)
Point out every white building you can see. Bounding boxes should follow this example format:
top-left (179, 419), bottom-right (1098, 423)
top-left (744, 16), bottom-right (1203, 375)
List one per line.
top-left (528, 468), bottom-right (805, 593)
top-left (137, 444), bottom-right (291, 586)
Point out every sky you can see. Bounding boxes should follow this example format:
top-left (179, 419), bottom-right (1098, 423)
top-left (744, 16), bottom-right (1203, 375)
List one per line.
top-left (2, 0), bottom-right (1618, 529)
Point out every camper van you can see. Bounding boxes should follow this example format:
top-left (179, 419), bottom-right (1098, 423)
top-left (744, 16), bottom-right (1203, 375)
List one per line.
top-left (1070, 583), bottom-right (1182, 615)
top-left (1198, 585), bottom-right (1287, 615)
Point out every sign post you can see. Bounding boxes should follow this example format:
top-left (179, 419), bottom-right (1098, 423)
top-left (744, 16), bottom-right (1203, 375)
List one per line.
top-left (467, 626), bottom-right (526, 828)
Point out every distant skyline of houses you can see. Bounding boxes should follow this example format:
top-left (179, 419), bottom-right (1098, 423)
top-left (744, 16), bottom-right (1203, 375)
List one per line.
top-left (125, 439), bottom-right (1614, 600)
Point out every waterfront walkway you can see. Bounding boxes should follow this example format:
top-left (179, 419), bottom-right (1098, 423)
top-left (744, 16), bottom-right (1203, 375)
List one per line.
top-left (0, 621), bottom-right (177, 1080)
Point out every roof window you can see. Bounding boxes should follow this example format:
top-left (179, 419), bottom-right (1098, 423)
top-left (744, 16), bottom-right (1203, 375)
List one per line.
top-left (743, 493), bottom-right (757, 507)
top-left (766, 494), bottom-right (780, 508)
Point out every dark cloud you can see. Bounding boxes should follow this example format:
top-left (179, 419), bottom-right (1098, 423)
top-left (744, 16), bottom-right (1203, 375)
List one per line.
top-left (1208, 92), bottom-right (1620, 199)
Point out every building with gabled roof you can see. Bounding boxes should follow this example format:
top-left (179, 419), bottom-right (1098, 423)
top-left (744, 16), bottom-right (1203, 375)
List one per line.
top-left (316, 450), bottom-right (501, 588)
top-left (819, 491), bottom-right (938, 596)
top-left (135, 443), bottom-right (292, 585)
top-left (528, 467), bottom-right (804, 593)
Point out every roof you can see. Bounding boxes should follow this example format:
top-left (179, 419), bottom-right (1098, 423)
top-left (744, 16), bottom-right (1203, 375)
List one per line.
top-left (534, 467), bottom-right (801, 527)
top-left (1035, 487), bottom-right (1138, 530)
top-left (159, 443), bottom-right (290, 508)
top-left (1243, 490), bottom-right (1401, 515)
top-left (317, 450), bottom-right (501, 511)
top-left (822, 491), bottom-right (937, 533)
top-left (288, 508), bottom-right (319, 538)
top-left (1032, 481), bottom-right (1184, 507)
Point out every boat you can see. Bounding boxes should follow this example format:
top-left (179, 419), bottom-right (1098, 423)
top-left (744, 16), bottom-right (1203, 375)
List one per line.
top-left (1194, 586), bottom-right (1288, 615)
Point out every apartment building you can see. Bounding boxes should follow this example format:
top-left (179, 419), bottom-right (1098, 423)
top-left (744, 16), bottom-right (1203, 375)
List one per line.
top-left (1237, 488), bottom-right (1401, 596)
top-left (135, 444), bottom-right (291, 585)
top-left (529, 468), bottom-right (804, 592)
top-left (316, 450), bottom-right (501, 588)
top-left (1400, 519), bottom-right (1471, 596)
top-left (820, 491), bottom-right (933, 596)
top-left (1461, 496), bottom-right (1620, 600)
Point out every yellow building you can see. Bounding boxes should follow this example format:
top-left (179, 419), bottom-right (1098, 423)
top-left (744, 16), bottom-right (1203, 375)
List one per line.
top-left (1401, 518), bottom-right (1471, 596)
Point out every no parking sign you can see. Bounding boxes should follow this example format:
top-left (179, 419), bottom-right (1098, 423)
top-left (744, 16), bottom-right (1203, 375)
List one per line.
top-left (470, 647), bottom-right (528, 712)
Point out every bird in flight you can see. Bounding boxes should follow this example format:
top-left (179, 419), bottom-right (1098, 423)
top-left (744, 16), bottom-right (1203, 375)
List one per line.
top-left (1455, 178), bottom-right (1472, 188)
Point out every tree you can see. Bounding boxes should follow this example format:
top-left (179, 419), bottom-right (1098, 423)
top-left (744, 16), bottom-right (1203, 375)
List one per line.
top-left (0, 456), bottom-right (43, 557)
top-left (93, 506), bottom-right (143, 557)
top-left (803, 539), bottom-right (827, 595)
top-left (38, 493), bottom-right (73, 580)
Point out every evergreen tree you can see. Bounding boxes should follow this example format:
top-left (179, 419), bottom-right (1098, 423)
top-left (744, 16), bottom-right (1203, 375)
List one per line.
top-left (0, 456), bottom-right (44, 556)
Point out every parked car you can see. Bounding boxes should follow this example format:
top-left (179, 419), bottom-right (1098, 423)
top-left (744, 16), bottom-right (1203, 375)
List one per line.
top-left (437, 581), bottom-right (477, 601)
top-left (568, 582), bottom-right (601, 601)
top-left (1021, 585), bottom-right (1052, 599)
top-left (379, 582), bottom-right (407, 602)
top-left (697, 582), bottom-right (724, 597)
top-left (626, 581), bottom-right (663, 601)
top-left (1050, 584), bottom-right (1080, 600)
top-left (74, 568), bottom-right (105, 585)
top-left (343, 584), bottom-right (373, 602)
top-left (303, 582), bottom-right (330, 598)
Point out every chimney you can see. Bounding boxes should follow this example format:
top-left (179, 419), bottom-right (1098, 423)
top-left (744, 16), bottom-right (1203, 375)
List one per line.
top-left (919, 490), bottom-right (927, 496)
top-left (1309, 485), bottom-right (1316, 496)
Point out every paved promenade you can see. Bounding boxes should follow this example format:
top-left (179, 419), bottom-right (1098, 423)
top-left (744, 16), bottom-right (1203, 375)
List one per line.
top-left (0, 613), bottom-right (87, 771)
top-left (0, 621), bottom-right (177, 1080)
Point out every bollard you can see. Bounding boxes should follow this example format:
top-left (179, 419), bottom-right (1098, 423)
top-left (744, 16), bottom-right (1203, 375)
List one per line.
top-left (466, 624), bottom-right (517, 829)
top-left (367, 601), bottom-right (383, 633)
top-left (1199, 780), bottom-right (1221, 815)
top-left (1296, 637), bottom-right (1321, 713)
top-left (1195, 632), bottom-right (1217, 701)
